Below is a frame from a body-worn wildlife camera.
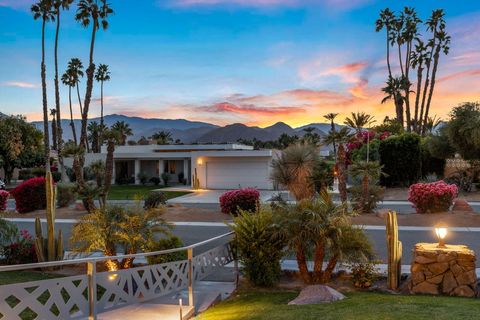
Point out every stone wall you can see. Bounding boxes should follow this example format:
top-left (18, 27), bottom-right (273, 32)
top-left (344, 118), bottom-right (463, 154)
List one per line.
top-left (409, 243), bottom-right (477, 298)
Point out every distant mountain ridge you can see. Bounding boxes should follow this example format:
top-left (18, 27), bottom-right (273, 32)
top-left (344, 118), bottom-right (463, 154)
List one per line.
top-left (31, 114), bottom-right (342, 144)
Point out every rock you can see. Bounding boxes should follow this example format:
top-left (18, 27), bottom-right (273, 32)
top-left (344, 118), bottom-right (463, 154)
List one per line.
top-left (426, 274), bottom-right (444, 285)
top-left (412, 271), bottom-right (425, 285)
top-left (288, 285), bottom-right (346, 305)
top-left (415, 256), bottom-right (436, 264)
top-left (456, 270), bottom-right (477, 286)
top-left (437, 253), bottom-right (456, 263)
top-left (411, 263), bottom-right (424, 273)
top-left (450, 263), bottom-right (463, 277)
top-left (411, 281), bottom-right (439, 295)
top-left (452, 285), bottom-right (475, 298)
top-left (457, 259), bottom-right (475, 269)
top-left (442, 271), bottom-right (457, 294)
top-left (428, 262), bottom-right (449, 275)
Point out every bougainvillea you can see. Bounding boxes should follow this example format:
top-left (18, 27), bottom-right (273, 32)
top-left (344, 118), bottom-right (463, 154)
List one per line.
top-left (1, 229), bottom-right (37, 265)
top-left (0, 190), bottom-right (9, 211)
top-left (408, 181), bottom-right (458, 213)
top-left (219, 188), bottom-right (260, 215)
top-left (10, 177), bottom-right (46, 213)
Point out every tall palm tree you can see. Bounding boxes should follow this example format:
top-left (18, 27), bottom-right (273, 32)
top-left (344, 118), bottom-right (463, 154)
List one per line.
top-left (111, 121), bottom-right (133, 146)
top-left (344, 112), bottom-right (375, 134)
top-left (381, 76), bottom-right (405, 125)
top-left (50, 109), bottom-right (58, 151)
top-left (324, 127), bottom-right (352, 202)
top-left (61, 69), bottom-right (78, 144)
top-left (150, 130), bottom-right (173, 145)
top-left (75, 0), bottom-right (114, 153)
top-left (31, 0), bottom-right (55, 171)
top-left (410, 39), bottom-right (429, 132)
top-left (323, 113), bottom-right (338, 158)
top-left (270, 144), bottom-right (319, 201)
top-left (66, 58), bottom-right (85, 116)
top-left (100, 127), bottom-right (120, 208)
top-left (94, 63), bottom-right (110, 129)
top-left (87, 121), bottom-right (102, 153)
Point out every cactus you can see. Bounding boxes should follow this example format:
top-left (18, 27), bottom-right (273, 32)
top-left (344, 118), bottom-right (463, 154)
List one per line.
top-left (386, 210), bottom-right (402, 290)
top-left (34, 172), bottom-right (64, 263)
top-left (192, 168), bottom-right (200, 190)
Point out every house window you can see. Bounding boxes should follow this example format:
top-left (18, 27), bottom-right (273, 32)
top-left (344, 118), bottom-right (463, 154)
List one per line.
top-left (165, 160), bottom-right (176, 174)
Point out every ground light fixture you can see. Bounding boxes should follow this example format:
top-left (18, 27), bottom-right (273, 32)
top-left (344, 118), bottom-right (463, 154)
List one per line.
top-left (435, 227), bottom-right (448, 248)
top-left (179, 298), bottom-right (183, 320)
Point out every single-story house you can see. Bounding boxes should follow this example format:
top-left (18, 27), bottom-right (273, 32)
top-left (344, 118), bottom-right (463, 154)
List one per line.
top-left (65, 144), bottom-right (274, 190)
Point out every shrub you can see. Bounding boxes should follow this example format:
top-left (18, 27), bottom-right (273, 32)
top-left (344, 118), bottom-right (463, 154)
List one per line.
top-left (311, 160), bottom-right (334, 192)
top-left (444, 170), bottom-right (473, 192)
top-left (379, 133), bottom-right (422, 187)
top-left (0, 218), bottom-right (19, 246)
top-left (146, 236), bottom-right (186, 264)
top-left (31, 167), bottom-right (46, 177)
top-left (51, 171), bottom-right (62, 182)
top-left (144, 191), bottom-right (168, 209)
top-left (149, 177), bottom-right (161, 186)
top-left (421, 141), bottom-right (445, 179)
top-left (11, 177), bottom-right (46, 213)
top-left (178, 172), bottom-right (185, 184)
top-left (1, 229), bottom-right (37, 265)
top-left (0, 190), bottom-right (9, 211)
top-left (18, 169), bottom-right (34, 180)
top-left (349, 185), bottom-right (385, 213)
top-left (229, 208), bottom-right (284, 287)
top-left (349, 260), bottom-right (379, 288)
top-left (57, 183), bottom-right (78, 208)
top-left (408, 181), bottom-right (458, 213)
top-left (219, 188), bottom-right (260, 215)
top-left (161, 172), bottom-right (170, 186)
top-left (137, 172), bottom-right (148, 185)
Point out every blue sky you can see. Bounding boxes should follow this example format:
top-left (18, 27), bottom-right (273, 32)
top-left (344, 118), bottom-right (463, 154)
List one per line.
top-left (0, 0), bottom-right (479, 127)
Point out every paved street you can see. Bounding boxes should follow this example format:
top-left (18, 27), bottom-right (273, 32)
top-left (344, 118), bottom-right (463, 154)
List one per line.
top-left (7, 220), bottom-right (480, 264)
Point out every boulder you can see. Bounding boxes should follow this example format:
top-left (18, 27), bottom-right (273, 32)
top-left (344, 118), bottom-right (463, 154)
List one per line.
top-left (411, 281), bottom-right (439, 295)
top-left (288, 285), bottom-right (346, 305)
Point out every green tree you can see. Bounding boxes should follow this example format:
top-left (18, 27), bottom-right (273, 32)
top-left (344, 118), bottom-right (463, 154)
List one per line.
top-left (94, 63), bottom-right (110, 130)
top-left (301, 127), bottom-right (321, 146)
top-left (61, 66), bottom-right (78, 144)
top-left (87, 121), bottom-right (103, 153)
top-left (323, 113), bottom-right (338, 157)
top-left (111, 121), bottom-right (133, 145)
top-left (150, 130), bottom-right (173, 145)
top-left (445, 102), bottom-right (480, 161)
top-left (31, 0), bottom-right (55, 171)
top-left (324, 127), bottom-right (352, 202)
top-left (349, 160), bottom-right (384, 211)
top-left (344, 112), bottom-right (375, 134)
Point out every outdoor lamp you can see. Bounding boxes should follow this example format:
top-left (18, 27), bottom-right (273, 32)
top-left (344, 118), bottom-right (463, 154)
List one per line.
top-left (435, 227), bottom-right (448, 248)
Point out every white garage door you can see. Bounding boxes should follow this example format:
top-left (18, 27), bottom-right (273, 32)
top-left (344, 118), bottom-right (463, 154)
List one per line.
top-left (206, 160), bottom-right (271, 190)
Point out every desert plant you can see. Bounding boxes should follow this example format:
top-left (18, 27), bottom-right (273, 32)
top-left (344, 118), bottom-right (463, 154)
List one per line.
top-left (0, 190), bottom-right (9, 211)
top-left (0, 218), bottom-right (19, 246)
top-left (57, 182), bottom-right (77, 207)
top-left (161, 172), bottom-right (170, 186)
top-left (408, 180), bottom-right (457, 213)
top-left (144, 191), bottom-right (167, 209)
top-left (145, 236), bottom-right (186, 265)
top-left (349, 260), bottom-right (379, 288)
top-left (229, 208), bottom-right (285, 287)
top-left (10, 177), bottom-right (47, 213)
top-left (311, 160), bottom-right (334, 193)
top-left (270, 143), bottom-right (319, 200)
top-left (137, 171), bottom-right (148, 185)
top-left (349, 160), bottom-right (385, 213)
top-left (149, 176), bottom-right (161, 186)
top-left (444, 170), bottom-right (473, 192)
top-left (219, 188), bottom-right (260, 215)
top-left (349, 185), bottom-right (385, 213)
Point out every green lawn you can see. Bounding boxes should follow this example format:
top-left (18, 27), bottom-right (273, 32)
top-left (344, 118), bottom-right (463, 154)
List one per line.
top-left (106, 185), bottom-right (191, 200)
top-left (198, 290), bottom-right (480, 320)
top-left (0, 270), bottom-right (61, 285)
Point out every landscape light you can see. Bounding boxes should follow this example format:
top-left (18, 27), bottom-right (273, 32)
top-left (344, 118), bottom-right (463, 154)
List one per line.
top-left (435, 227), bottom-right (448, 248)
top-left (197, 158), bottom-right (203, 165)
top-left (179, 298), bottom-right (183, 320)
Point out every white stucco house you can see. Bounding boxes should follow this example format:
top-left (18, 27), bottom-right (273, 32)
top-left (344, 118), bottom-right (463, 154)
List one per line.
top-left (65, 144), bottom-right (274, 190)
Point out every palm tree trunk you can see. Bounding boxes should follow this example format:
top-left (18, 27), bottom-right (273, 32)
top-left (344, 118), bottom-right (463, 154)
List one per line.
top-left (386, 29), bottom-right (392, 78)
top-left (296, 244), bottom-right (312, 284)
top-left (76, 84), bottom-right (83, 115)
top-left (101, 139), bottom-right (115, 208)
top-left (362, 174), bottom-right (369, 212)
top-left (337, 144), bottom-right (348, 203)
top-left (80, 20), bottom-right (97, 153)
top-left (330, 120), bottom-right (337, 161)
top-left (54, 11), bottom-right (66, 182)
top-left (422, 48), bottom-right (441, 136)
top-left (41, 18), bottom-right (50, 172)
top-left (419, 38), bottom-right (436, 134)
top-left (322, 255), bottom-right (339, 283)
top-left (413, 63), bottom-right (423, 133)
top-left (100, 80), bottom-right (104, 127)
top-left (69, 87), bottom-right (78, 145)
top-left (313, 239), bottom-right (325, 282)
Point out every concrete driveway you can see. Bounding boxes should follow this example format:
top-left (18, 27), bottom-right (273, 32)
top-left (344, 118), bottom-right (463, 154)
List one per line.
top-left (167, 189), bottom-right (279, 204)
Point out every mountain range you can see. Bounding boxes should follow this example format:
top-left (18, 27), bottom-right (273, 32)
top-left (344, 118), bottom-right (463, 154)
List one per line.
top-left (29, 114), bottom-right (342, 144)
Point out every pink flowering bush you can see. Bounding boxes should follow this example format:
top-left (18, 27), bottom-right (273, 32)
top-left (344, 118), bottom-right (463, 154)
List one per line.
top-left (220, 188), bottom-right (260, 215)
top-left (408, 181), bottom-right (458, 214)
top-left (10, 177), bottom-right (47, 213)
top-left (1, 229), bottom-right (37, 265)
top-left (0, 190), bottom-right (9, 211)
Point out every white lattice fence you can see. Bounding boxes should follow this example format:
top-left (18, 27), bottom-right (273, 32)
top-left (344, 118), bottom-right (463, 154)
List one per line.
top-left (0, 275), bottom-right (89, 320)
top-left (194, 242), bottom-right (234, 281)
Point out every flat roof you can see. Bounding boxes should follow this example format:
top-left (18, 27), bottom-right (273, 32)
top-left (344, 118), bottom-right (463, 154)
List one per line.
top-left (101, 144), bottom-right (255, 154)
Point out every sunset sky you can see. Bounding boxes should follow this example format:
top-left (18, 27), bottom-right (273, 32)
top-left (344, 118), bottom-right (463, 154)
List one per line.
top-left (0, 0), bottom-right (479, 127)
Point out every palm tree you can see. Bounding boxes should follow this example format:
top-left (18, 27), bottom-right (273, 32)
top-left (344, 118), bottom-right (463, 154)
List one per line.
top-left (324, 127), bottom-right (352, 202)
top-left (323, 113), bottom-right (338, 157)
top-left (100, 127), bottom-right (121, 208)
top-left (61, 69), bottom-right (78, 144)
top-left (375, 8), bottom-right (395, 78)
top-left (270, 144), bottom-right (319, 201)
top-left (150, 130), bottom-right (173, 145)
top-left (344, 112), bottom-right (375, 134)
top-left (349, 160), bottom-right (384, 212)
top-left (111, 121), bottom-right (132, 146)
top-left (75, 0), bottom-right (114, 153)
top-left (94, 63), bottom-right (110, 129)
top-left (50, 109), bottom-right (58, 151)
top-left (87, 121), bottom-right (102, 153)
top-left (410, 39), bottom-right (429, 132)
top-left (66, 58), bottom-right (85, 116)
top-left (381, 76), bottom-right (405, 125)
top-left (423, 115), bottom-right (442, 135)
top-left (302, 127), bottom-right (321, 146)
top-left (31, 0), bottom-right (55, 171)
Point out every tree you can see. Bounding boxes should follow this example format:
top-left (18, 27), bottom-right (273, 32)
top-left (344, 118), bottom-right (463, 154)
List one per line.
top-left (61, 67), bottom-right (78, 144)
top-left (445, 102), bottom-right (480, 161)
top-left (301, 127), bottom-right (321, 146)
top-left (0, 116), bottom-right (44, 183)
top-left (349, 160), bottom-right (384, 210)
top-left (270, 144), bottom-right (319, 201)
top-left (87, 121), bottom-right (103, 153)
top-left (50, 109), bottom-right (58, 151)
top-left (111, 121), bottom-right (132, 145)
top-left (150, 130), bottom-right (172, 145)
top-left (274, 192), bottom-right (373, 284)
top-left (94, 63), bottom-right (110, 131)
top-left (75, 0), bottom-right (114, 153)
top-left (381, 76), bottom-right (405, 124)
top-left (323, 113), bottom-right (338, 157)
top-left (31, 0), bottom-right (55, 172)
top-left (344, 112), bottom-right (375, 134)
top-left (99, 127), bottom-right (121, 208)
top-left (324, 127), bottom-right (352, 202)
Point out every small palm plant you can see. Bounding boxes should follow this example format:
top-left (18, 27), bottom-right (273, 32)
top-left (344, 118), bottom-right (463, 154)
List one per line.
top-left (349, 160), bottom-right (386, 213)
top-left (324, 127), bottom-right (352, 202)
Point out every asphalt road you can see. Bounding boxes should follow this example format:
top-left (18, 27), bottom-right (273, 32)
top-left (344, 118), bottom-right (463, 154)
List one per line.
top-left (9, 221), bottom-right (480, 264)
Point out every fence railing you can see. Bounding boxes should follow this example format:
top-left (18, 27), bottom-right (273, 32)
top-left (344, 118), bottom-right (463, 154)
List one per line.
top-left (0, 232), bottom-right (236, 320)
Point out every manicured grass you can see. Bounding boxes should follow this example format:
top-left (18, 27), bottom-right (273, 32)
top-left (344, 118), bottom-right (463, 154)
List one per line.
top-left (107, 185), bottom-right (191, 200)
top-left (198, 290), bottom-right (480, 320)
top-left (0, 270), bottom-right (60, 285)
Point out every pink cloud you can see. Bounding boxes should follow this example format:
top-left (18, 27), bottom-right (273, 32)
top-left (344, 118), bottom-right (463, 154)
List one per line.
top-left (2, 81), bottom-right (38, 88)
top-left (199, 101), bottom-right (306, 116)
top-left (437, 69), bottom-right (480, 84)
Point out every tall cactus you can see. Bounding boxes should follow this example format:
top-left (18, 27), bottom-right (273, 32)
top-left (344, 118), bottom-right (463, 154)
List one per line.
top-left (192, 168), bottom-right (200, 190)
top-left (386, 210), bottom-right (402, 290)
top-left (34, 172), bottom-right (64, 262)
